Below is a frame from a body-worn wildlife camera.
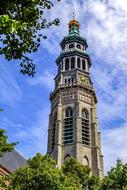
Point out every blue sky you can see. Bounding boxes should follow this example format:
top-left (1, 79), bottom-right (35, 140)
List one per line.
top-left (1, 0), bottom-right (127, 173)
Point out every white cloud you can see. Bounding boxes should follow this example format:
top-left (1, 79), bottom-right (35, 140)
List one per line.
top-left (41, 0), bottom-right (127, 173)
top-left (27, 70), bottom-right (54, 90)
top-left (17, 107), bottom-right (50, 158)
top-left (1, 0), bottom-right (127, 174)
top-left (102, 124), bottom-right (127, 173)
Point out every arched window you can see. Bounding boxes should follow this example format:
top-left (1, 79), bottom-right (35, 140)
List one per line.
top-left (63, 107), bottom-right (73, 145)
top-left (82, 109), bottom-right (89, 119)
top-left (71, 57), bottom-right (75, 69)
top-left (68, 78), bottom-right (71, 83)
top-left (64, 154), bottom-right (71, 161)
top-left (77, 57), bottom-right (81, 68)
top-left (65, 79), bottom-right (67, 83)
top-left (82, 59), bottom-right (86, 71)
top-left (77, 44), bottom-right (81, 49)
top-left (65, 107), bottom-right (73, 117)
top-left (82, 109), bottom-right (90, 146)
top-left (69, 43), bottom-right (74, 49)
top-left (83, 156), bottom-right (89, 166)
top-left (65, 58), bottom-right (69, 70)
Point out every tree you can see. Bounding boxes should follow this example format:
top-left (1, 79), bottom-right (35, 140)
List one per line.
top-left (0, 0), bottom-right (60, 76)
top-left (62, 157), bottom-right (91, 189)
top-left (3, 153), bottom-right (82, 190)
top-left (0, 128), bottom-right (17, 157)
top-left (100, 159), bottom-right (127, 190)
top-left (87, 176), bottom-right (101, 190)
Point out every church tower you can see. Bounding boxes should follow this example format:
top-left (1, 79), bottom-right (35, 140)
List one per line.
top-left (47, 18), bottom-right (104, 178)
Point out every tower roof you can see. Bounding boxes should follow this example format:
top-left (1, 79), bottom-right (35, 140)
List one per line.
top-left (60, 18), bottom-right (88, 50)
top-left (68, 17), bottom-right (80, 36)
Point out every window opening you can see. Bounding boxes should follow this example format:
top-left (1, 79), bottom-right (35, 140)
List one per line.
top-left (83, 156), bottom-right (89, 166)
top-left (82, 109), bottom-right (90, 146)
top-left (63, 107), bottom-right (73, 145)
top-left (51, 113), bottom-right (57, 150)
top-left (61, 61), bottom-right (63, 70)
top-left (65, 58), bottom-right (69, 70)
top-left (82, 59), bottom-right (86, 70)
top-left (77, 44), bottom-right (81, 49)
top-left (71, 57), bottom-right (75, 69)
top-left (69, 43), bottom-right (74, 49)
top-left (65, 79), bottom-right (67, 83)
top-left (77, 57), bottom-right (81, 68)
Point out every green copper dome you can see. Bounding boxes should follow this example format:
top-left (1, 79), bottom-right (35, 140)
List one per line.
top-left (60, 19), bottom-right (88, 49)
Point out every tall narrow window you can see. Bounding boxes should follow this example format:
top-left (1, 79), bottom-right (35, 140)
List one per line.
top-left (71, 57), bottom-right (75, 69)
top-left (82, 109), bottom-right (90, 146)
top-left (65, 58), bottom-right (69, 71)
top-left (83, 156), bottom-right (89, 166)
top-left (61, 61), bottom-right (63, 70)
top-left (51, 113), bottom-right (57, 150)
top-left (77, 44), bottom-right (81, 49)
top-left (65, 79), bottom-right (67, 83)
top-left (82, 59), bottom-right (86, 71)
top-left (63, 107), bottom-right (73, 145)
top-left (68, 78), bottom-right (71, 83)
top-left (77, 57), bottom-right (81, 68)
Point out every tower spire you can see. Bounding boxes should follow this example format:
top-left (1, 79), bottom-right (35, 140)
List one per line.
top-left (68, 14), bottom-right (80, 35)
top-left (72, 11), bottom-right (75, 19)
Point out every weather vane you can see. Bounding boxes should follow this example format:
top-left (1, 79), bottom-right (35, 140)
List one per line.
top-left (72, 11), bottom-right (76, 19)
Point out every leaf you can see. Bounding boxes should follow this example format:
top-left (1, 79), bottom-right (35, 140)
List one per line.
top-left (0, 0), bottom-right (60, 76)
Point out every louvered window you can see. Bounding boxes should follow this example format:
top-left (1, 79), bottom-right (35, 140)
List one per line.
top-left (82, 109), bottom-right (90, 146)
top-left (63, 107), bottom-right (73, 145)
top-left (51, 114), bottom-right (57, 150)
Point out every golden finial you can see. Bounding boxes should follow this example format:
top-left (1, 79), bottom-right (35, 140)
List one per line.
top-left (68, 12), bottom-right (80, 29)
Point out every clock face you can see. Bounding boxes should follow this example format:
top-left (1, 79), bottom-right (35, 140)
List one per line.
top-left (78, 75), bottom-right (89, 85)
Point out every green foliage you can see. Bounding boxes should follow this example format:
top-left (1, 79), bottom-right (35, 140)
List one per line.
top-left (100, 159), bottom-right (127, 190)
top-left (87, 176), bottom-right (101, 190)
top-left (62, 157), bottom-right (92, 189)
top-left (0, 0), bottom-right (60, 76)
top-left (0, 128), bottom-right (17, 157)
top-left (2, 153), bottom-right (127, 190)
top-left (5, 153), bottom-right (82, 190)
top-left (1, 155), bottom-right (101, 190)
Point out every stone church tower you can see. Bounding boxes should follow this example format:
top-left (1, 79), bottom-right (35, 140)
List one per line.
top-left (47, 18), bottom-right (104, 178)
